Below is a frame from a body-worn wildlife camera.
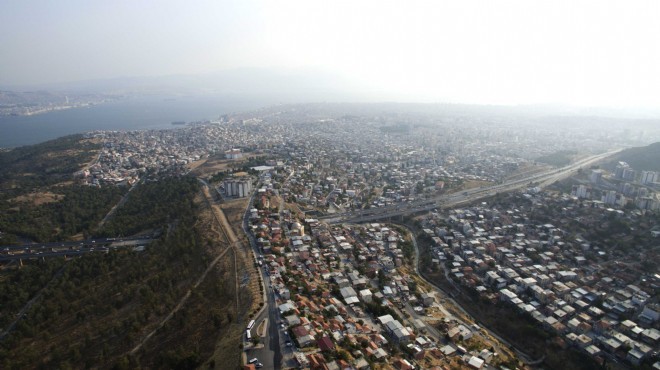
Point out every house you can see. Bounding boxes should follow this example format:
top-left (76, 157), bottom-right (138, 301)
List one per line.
top-left (318, 336), bottom-right (335, 352)
top-left (279, 302), bottom-right (296, 314)
top-left (447, 327), bottom-right (461, 340)
top-left (359, 289), bottom-right (373, 303)
top-left (641, 328), bottom-right (660, 345)
top-left (584, 345), bottom-right (601, 357)
top-left (340, 287), bottom-right (357, 299)
top-left (306, 353), bottom-right (327, 370)
top-left (479, 349), bottom-right (493, 363)
top-left (421, 292), bottom-right (434, 306)
top-left (292, 326), bottom-right (315, 347)
top-left (354, 357), bottom-right (370, 370)
top-left (628, 347), bottom-right (650, 366)
top-left (285, 314), bottom-right (301, 326)
top-left (382, 319), bottom-right (411, 344)
top-left (468, 356), bottom-right (485, 369)
top-left (392, 358), bottom-right (414, 370)
top-left (640, 304), bottom-right (660, 324)
top-left (440, 344), bottom-right (457, 356)
top-left (298, 334), bottom-right (315, 347)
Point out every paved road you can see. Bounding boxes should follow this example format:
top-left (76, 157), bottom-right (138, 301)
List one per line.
top-left (246, 287), bottom-right (283, 370)
top-left (242, 185), bottom-right (283, 370)
top-left (1, 237), bottom-right (152, 252)
top-left (0, 238), bottom-right (153, 262)
top-left (323, 150), bottom-right (621, 224)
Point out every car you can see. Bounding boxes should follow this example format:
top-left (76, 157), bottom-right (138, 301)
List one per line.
top-left (280, 323), bottom-right (285, 329)
top-left (285, 341), bottom-right (292, 347)
top-left (255, 363), bottom-right (263, 368)
top-left (248, 358), bottom-right (259, 364)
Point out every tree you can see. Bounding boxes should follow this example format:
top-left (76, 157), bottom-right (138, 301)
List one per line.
top-left (377, 269), bottom-right (387, 288)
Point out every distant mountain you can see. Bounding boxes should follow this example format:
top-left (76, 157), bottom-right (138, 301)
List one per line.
top-left (0, 90), bottom-right (66, 105)
top-left (0, 67), bottom-right (369, 103)
top-left (615, 142), bottom-right (660, 172)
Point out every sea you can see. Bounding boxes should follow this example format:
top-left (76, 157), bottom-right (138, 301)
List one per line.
top-left (0, 94), bottom-right (271, 149)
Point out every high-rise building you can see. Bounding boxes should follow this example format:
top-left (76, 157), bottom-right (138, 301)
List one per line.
top-left (603, 190), bottom-right (617, 205)
top-left (637, 197), bottom-right (656, 210)
top-left (590, 170), bottom-right (603, 184)
top-left (623, 168), bottom-right (636, 181)
top-left (621, 182), bottom-right (634, 196)
top-left (573, 185), bottom-right (589, 199)
top-left (224, 179), bottom-right (252, 197)
top-left (614, 163), bottom-right (629, 179)
top-left (640, 171), bottom-right (658, 185)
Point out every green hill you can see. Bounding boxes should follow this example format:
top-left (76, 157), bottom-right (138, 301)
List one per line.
top-left (615, 142), bottom-right (660, 172)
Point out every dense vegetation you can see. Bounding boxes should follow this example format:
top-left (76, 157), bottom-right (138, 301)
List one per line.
top-left (0, 176), bottom-right (237, 369)
top-left (0, 258), bottom-right (66, 328)
top-left (0, 185), bottom-right (125, 243)
top-left (0, 136), bottom-right (243, 368)
top-left (97, 176), bottom-right (199, 237)
top-left (0, 134), bottom-right (120, 244)
top-left (613, 141), bottom-right (660, 172)
top-left (0, 134), bottom-right (99, 193)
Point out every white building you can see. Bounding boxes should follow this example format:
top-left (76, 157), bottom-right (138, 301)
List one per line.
top-left (225, 148), bottom-right (243, 159)
top-left (575, 185), bottom-right (589, 199)
top-left (224, 179), bottom-right (252, 197)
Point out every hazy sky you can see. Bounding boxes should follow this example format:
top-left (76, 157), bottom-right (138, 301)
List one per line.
top-left (1, 0), bottom-right (659, 107)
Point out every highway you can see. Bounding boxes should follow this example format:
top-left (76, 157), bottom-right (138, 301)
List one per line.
top-left (0, 237), bottom-right (153, 262)
top-left (323, 149), bottom-right (621, 224)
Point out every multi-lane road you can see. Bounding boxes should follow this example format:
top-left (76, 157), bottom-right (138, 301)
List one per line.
top-left (235, 150), bottom-right (621, 368)
top-left (323, 149), bottom-right (621, 224)
top-left (0, 237), bottom-right (153, 262)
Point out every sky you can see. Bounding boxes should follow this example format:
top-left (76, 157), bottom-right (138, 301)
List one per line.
top-left (1, 0), bottom-right (659, 107)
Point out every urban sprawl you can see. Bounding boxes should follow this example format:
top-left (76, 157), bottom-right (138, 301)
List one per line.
top-left (74, 105), bottom-right (659, 369)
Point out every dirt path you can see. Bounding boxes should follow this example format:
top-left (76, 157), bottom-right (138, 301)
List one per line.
top-left (131, 183), bottom-right (243, 355)
top-left (200, 183), bottom-right (241, 317)
top-left (0, 261), bottom-right (69, 341)
top-left (129, 246), bottom-right (231, 355)
top-left (96, 180), bottom-right (140, 231)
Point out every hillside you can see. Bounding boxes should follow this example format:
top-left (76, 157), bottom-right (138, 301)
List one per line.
top-left (0, 138), bottom-right (247, 369)
top-left (613, 142), bottom-right (660, 172)
top-left (0, 177), bottom-right (246, 369)
top-left (0, 135), bottom-right (128, 244)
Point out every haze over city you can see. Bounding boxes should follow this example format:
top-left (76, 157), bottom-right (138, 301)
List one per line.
top-left (3, 2), bottom-right (660, 370)
top-left (2, 0), bottom-right (660, 109)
